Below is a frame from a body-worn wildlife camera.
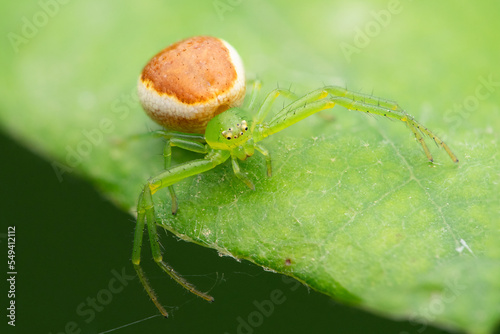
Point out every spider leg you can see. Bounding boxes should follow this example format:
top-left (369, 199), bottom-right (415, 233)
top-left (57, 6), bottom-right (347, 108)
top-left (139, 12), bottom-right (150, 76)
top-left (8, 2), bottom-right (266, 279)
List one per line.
top-left (328, 96), bottom-right (459, 163)
top-left (244, 79), bottom-right (262, 110)
top-left (163, 142), bottom-right (178, 214)
top-left (256, 94), bottom-right (458, 163)
top-left (157, 132), bottom-right (208, 214)
top-left (268, 86), bottom-right (403, 124)
top-left (231, 156), bottom-right (255, 190)
top-left (132, 191), bottom-right (168, 317)
top-left (403, 115), bottom-right (458, 163)
top-left (129, 129), bottom-right (206, 142)
top-left (323, 86), bottom-right (403, 111)
top-left (255, 144), bottom-right (272, 177)
top-left (259, 99), bottom-right (336, 139)
top-left (253, 88), bottom-right (299, 127)
top-left (269, 88), bottom-right (329, 123)
top-left (132, 150), bottom-right (230, 317)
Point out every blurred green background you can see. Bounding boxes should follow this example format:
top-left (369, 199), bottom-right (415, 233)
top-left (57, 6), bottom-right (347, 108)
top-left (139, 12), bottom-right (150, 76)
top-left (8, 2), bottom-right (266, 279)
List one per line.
top-left (1, 0), bottom-right (499, 333)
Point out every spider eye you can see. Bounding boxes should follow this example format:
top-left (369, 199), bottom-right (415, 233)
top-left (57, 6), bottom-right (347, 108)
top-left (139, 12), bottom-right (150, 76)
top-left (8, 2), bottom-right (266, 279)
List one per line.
top-left (222, 121), bottom-right (248, 141)
top-left (240, 120), bottom-right (248, 132)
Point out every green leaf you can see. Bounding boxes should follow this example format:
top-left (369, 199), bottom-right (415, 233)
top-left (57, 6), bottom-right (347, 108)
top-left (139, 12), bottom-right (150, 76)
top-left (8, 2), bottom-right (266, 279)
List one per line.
top-left (1, 1), bottom-right (499, 333)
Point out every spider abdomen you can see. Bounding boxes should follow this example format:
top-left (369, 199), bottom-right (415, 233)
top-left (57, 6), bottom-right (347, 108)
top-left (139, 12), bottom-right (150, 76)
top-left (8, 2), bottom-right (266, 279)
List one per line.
top-left (138, 36), bottom-right (246, 133)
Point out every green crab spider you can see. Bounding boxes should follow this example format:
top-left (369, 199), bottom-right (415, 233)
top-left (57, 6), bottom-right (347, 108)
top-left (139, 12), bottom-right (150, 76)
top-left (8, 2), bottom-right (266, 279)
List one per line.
top-left (132, 36), bottom-right (458, 317)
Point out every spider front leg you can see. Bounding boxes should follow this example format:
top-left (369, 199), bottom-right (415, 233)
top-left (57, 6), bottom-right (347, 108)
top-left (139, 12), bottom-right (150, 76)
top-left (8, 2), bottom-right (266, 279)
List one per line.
top-left (245, 81), bottom-right (299, 122)
top-left (253, 88), bottom-right (299, 128)
top-left (322, 87), bottom-right (457, 162)
top-left (159, 131), bottom-right (207, 214)
top-left (257, 99), bottom-right (337, 139)
top-left (244, 79), bottom-right (262, 110)
top-left (256, 87), bottom-right (458, 163)
top-left (132, 150), bottom-right (230, 317)
top-left (329, 96), bottom-right (459, 163)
